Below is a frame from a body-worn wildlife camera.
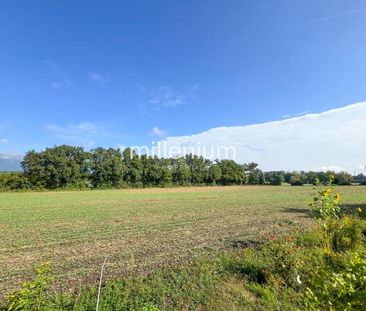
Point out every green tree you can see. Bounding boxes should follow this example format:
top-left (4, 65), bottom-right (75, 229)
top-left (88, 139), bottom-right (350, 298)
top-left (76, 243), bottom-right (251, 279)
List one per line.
top-left (244, 162), bottom-right (264, 184)
top-left (141, 155), bottom-right (161, 187)
top-left (185, 154), bottom-right (211, 185)
top-left (90, 148), bottom-right (123, 188)
top-left (289, 173), bottom-right (303, 186)
top-left (218, 160), bottom-right (245, 185)
top-left (122, 148), bottom-right (143, 187)
top-left (207, 162), bottom-right (222, 185)
top-left (20, 150), bottom-right (46, 188)
top-left (171, 158), bottom-right (191, 185)
top-left (0, 172), bottom-right (30, 190)
top-left (264, 171), bottom-right (284, 185)
top-left (159, 158), bottom-right (173, 186)
top-left (334, 171), bottom-right (352, 185)
top-left (21, 145), bottom-right (89, 189)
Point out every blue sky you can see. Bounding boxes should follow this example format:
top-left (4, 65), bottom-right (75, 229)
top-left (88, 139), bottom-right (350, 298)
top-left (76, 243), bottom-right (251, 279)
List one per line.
top-left (1, 0), bottom-right (366, 156)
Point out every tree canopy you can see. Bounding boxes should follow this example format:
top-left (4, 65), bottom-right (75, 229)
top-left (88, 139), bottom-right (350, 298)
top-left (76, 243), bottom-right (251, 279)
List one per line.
top-left (0, 145), bottom-right (355, 190)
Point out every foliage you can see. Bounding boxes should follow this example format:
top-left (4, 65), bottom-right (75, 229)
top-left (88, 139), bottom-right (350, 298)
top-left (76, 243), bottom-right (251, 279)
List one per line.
top-left (325, 215), bottom-right (365, 252)
top-left (304, 251), bottom-right (366, 310)
top-left (263, 171), bottom-right (284, 185)
top-left (171, 157), bottom-right (191, 185)
top-left (289, 173), bottom-right (304, 186)
top-left (6, 263), bottom-right (60, 311)
top-left (90, 147), bottom-right (124, 188)
top-left (217, 159), bottom-right (245, 185)
top-left (1, 143), bottom-right (357, 191)
top-left (184, 154), bottom-right (211, 185)
top-left (21, 145), bottom-right (89, 189)
top-left (310, 176), bottom-right (341, 220)
top-left (303, 178), bottom-right (366, 310)
top-left (13, 145), bottom-right (264, 189)
top-left (244, 162), bottom-right (264, 184)
top-left (224, 236), bottom-right (305, 288)
top-left (0, 172), bottom-right (30, 190)
top-left (334, 171), bottom-right (352, 185)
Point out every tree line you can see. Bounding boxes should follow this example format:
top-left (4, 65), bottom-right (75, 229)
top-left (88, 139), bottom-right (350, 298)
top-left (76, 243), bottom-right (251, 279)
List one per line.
top-left (0, 145), bottom-right (359, 190)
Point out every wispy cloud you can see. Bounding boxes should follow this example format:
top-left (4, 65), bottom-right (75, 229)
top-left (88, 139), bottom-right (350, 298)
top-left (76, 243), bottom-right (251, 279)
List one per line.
top-left (44, 60), bottom-right (72, 89)
top-left (313, 166), bottom-right (346, 173)
top-left (137, 84), bottom-right (199, 110)
top-left (282, 110), bottom-right (310, 119)
top-left (149, 86), bottom-right (185, 108)
top-left (44, 60), bottom-right (67, 76)
top-left (51, 79), bottom-right (71, 89)
top-left (88, 72), bottom-right (110, 85)
top-left (0, 152), bottom-right (23, 161)
top-left (308, 6), bottom-right (366, 23)
top-left (0, 124), bottom-right (7, 144)
top-left (150, 127), bottom-right (167, 137)
top-left (149, 84), bottom-right (198, 108)
top-left (0, 152), bottom-right (22, 171)
top-left (46, 122), bottom-right (107, 147)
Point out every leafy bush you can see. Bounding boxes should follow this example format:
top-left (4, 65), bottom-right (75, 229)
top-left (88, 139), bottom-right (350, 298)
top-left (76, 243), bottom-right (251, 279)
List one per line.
top-left (224, 233), bottom-right (308, 291)
top-left (310, 176), bottom-right (341, 220)
top-left (302, 178), bottom-right (366, 310)
top-left (6, 263), bottom-right (70, 311)
top-left (304, 251), bottom-right (366, 310)
top-left (325, 216), bottom-right (365, 252)
top-left (0, 172), bottom-right (30, 191)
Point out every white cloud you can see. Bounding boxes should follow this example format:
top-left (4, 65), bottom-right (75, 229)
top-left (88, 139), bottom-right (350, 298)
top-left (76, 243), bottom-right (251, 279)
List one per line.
top-left (44, 60), bottom-right (67, 76)
top-left (0, 152), bottom-right (23, 160)
top-left (149, 86), bottom-right (185, 107)
top-left (51, 78), bottom-right (71, 89)
top-left (140, 84), bottom-right (199, 109)
top-left (153, 102), bottom-right (366, 173)
top-left (46, 122), bottom-right (107, 147)
top-left (308, 6), bottom-right (366, 24)
top-left (313, 166), bottom-right (346, 173)
top-left (88, 72), bottom-right (109, 85)
top-left (150, 127), bottom-right (166, 137)
top-left (282, 111), bottom-right (310, 119)
top-left (0, 152), bottom-right (22, 171)
top-left (0, 139), bottom-right (7, 144)
top-left (44, 60), bottom-right (72, 89)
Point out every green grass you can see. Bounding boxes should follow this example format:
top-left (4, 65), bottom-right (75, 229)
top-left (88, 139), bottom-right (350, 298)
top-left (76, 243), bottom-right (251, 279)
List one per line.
top-left (1, 185), bottom-right (365, 297)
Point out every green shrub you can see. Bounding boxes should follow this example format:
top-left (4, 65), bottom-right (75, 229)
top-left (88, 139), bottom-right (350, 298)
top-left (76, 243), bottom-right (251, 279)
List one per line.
top-left (304, 251), bottom-right (366, 310)
top-left (0, 172), bottom-right (30, 191)
top-left (302, 178), bottom-right (366, 309)
top-left (141, 306), bottom-right (161, 311)
top-left (223, 249), bottom-right (270, 284)
top-left (325, 216), bottom-right (365, 252)
top-left (310, 176), bottom-right (341, 220)
top-left (224, 234), bottom-right (306, 289)
top-left (6, 263), bottom-right (64, 311)
top-left (296, 230), bottom-right (323, 248)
